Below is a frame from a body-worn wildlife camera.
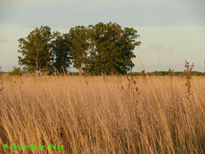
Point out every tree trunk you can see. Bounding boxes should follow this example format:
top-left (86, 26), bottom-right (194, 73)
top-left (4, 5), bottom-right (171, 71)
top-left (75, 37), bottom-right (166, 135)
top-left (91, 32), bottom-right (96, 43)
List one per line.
top-left (88, 44), bottom-right (94, 74)
top-left (35, 60), bottom-right (39, 76)
top-left (78, 67), bottom-right (82, 76)
top-left (101, 64), bottom-right (105, 76)
top-left (45, 61), bottom-right (48, 76)
top-left (61, 66), bottom-right (66, 76)
top-left (111, 70), bottom-right (114, 76)
top-left (101, 55), bottom-right (105, 76)
top-left (35, 48), bottom-right (39, 76)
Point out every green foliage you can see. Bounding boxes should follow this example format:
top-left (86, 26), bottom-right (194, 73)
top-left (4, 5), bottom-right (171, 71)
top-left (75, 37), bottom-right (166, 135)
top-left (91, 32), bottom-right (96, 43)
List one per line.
top-left (68, 26), bottom-right (89, 75)
top-left (127, 71), bottom-right (205, 76)
top-left (18, 23), bottom-right (141, 75)
top-left (89, 22), bottom-right (140, 75)
top-left (51, 33), bottom-right (73, 74)
top-left (8, 67), bottom-right (22, 75)
top-left (18, 26), bottom-right (55, 75)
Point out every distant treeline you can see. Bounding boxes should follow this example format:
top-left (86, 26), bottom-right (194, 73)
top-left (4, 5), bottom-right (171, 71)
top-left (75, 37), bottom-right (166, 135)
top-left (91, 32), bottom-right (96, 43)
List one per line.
top-left (3, 70), bottom-right (205, 76)
top-left (127, 71), bottom-right (205, 76)
top-left (18, 22), bottom-right (141, 75)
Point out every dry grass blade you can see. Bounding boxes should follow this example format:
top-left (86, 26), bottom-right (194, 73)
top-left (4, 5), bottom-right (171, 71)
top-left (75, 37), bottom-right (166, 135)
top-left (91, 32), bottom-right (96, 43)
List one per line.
top-left (0, 76), bottom-right (205, 154)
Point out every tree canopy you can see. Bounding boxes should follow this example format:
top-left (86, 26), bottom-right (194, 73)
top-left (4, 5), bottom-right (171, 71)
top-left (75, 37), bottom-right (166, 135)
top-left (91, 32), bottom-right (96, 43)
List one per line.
top-left (18, 26), bottom-right (55, 75)
top-left (51, 32), bottom-right (73, 74)
top-left (18, 22), bottom-right (141, 75)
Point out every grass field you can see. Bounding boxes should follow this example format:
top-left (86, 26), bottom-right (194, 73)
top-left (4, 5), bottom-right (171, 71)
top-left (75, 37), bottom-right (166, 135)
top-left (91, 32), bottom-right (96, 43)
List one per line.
top-left (0, 76), bottom-right (205, 153)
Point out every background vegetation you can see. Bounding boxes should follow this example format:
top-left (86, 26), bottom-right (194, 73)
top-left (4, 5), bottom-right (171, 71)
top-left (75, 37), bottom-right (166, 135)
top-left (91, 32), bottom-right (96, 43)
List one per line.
top-left (17, 22), bottom-right (141, 76)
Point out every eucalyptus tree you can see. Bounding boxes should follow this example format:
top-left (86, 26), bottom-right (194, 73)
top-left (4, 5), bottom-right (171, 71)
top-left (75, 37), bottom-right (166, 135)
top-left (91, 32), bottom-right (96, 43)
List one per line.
top-left (18, 26), bottom-right (55, 75)
top-left (91, 22), bottom-right (141, 75)
top-left (18, 23), bottom-right (141, 76)
top-left (51, 32), bottom-right (73, 74)
top-left (68, 26), bottom-right (89, 75)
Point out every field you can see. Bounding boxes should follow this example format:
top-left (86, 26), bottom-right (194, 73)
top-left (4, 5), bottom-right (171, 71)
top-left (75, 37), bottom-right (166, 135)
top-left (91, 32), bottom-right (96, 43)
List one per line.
top-left (0, 76), bottom-right (205, 153)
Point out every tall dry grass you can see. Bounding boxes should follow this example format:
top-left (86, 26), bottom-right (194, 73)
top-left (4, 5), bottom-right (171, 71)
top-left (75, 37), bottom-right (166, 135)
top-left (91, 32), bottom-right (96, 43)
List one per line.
top-left (0, 76), bottom-right (205, 154)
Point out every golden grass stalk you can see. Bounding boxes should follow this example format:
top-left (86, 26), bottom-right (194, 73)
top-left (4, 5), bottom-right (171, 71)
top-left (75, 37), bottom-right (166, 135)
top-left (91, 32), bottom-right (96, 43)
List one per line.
top-left (0, 76), bottom-right (205, 154)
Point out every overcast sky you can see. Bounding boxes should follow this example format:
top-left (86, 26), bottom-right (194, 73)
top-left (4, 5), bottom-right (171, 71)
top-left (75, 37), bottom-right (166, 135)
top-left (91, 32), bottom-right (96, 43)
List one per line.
top-left (0, 0), bottom-right (205, 72)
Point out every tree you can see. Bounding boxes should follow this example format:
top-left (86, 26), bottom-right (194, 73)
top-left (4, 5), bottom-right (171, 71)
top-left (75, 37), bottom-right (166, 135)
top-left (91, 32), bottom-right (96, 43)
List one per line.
top-left (51, 33), bottom-right (73, 74)
top-left (18, 26), bottom-right (54, 75)
top-left (18, 23), bottom-right (141, 76)
top-left (115, 26), bottom-right (141, 74)
top-left (90, 22), bottom-right (141, 75)
top-left (91, 22), bottom-right (108, 75)
top-left (68, 26), bottom-right (89, 75)
top-left (83, 25), bottom-right (97, 74)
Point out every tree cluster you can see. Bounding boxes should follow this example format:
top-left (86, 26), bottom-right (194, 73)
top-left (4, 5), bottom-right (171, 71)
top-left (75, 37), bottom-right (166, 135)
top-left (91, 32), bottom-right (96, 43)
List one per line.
top-left (18, 22), bottom-right (141, 75)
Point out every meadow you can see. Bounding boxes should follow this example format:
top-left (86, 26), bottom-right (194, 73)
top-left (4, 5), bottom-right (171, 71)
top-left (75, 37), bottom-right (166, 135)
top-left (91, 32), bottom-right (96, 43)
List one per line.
top-left (0, 75), bottom-right (205, 153)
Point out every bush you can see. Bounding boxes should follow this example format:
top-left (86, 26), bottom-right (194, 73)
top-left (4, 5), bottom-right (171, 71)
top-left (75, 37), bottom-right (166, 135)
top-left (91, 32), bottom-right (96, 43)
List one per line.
top-left (8, 67), bottom-right (22, 75)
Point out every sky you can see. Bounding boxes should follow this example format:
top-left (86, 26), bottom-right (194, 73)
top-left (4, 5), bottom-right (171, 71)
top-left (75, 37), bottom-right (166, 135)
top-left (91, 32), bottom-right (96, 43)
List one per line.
top-left (0, 0), bottom-right (205, 72)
